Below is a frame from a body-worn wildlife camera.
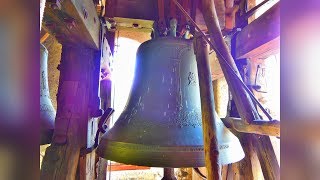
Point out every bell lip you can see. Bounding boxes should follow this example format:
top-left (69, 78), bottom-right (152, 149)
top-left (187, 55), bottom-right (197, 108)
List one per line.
top-left (97, 139), bottom-right (245, 167)
top-left (219, 144), bottom-right (245, 165)
top-left (97, 140), bottom-right (205, 168)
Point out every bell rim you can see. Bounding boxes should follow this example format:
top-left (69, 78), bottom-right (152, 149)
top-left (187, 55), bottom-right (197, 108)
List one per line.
top-left (97, 139), bottom-right (245, 167)
top-left (97, 140), bottom-right (205, 168)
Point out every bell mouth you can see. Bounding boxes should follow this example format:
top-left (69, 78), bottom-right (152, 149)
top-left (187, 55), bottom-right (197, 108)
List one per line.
top-left (97, 140), bottom-right (205, 168)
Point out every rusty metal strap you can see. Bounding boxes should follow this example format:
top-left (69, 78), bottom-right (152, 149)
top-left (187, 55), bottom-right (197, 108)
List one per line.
top-left (80, 108), bottom-right (114, 156)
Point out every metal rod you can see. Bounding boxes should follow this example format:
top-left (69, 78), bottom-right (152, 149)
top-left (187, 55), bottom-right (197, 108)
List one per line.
top-left (172, 0), bottom-right (273, 120)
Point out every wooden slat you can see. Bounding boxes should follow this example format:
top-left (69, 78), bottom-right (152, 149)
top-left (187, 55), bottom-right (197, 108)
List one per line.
top-left (43, 0), bottom-right (100, 49)
top-left (235, 2), bottom-right (280, 59)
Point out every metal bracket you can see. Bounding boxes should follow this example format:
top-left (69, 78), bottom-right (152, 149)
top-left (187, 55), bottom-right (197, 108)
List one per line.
top-left (80, 108), bottom-right (114, 156)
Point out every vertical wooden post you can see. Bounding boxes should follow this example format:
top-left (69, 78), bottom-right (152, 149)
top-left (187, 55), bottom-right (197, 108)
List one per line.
top-left (40, 45), bottom-right (95, 180)
top-left (194, 36), bottom-right (221, 180)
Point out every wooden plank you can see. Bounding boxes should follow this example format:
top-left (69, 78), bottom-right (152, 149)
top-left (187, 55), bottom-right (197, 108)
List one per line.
top-left (43, 0), bottom-right (100, 49)
top-left (109, 17), bottom-right (154, 33)
top-left (235, 2), bottom-right (280, 59)
top-left (109, 164), bottom-right (150, 171)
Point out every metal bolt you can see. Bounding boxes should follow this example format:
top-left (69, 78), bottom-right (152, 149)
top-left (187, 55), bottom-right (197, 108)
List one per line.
top-left (132, 23), bottom-right (139, 28)
top-left (83, 8), bottom-right (88, 19)
top-left (64, 17), bottom-right (76, 29)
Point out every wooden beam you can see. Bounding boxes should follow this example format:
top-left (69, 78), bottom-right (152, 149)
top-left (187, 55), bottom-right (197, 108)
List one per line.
top-left (194, 36), bottom-right (221, 180)
top-left (40, 45), bottom-right (95, 180)
top-left (222, 118), bottom-right (280, 137)
top-left (43, 0), bottom-right (100, 49)
top-left (110, 17), bottom-right (154, 33)
top-left (235, 2), bottom-right (280, 59)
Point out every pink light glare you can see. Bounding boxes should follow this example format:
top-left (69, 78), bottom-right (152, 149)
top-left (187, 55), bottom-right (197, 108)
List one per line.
top-left (285, 12), bottom-right (320, 119)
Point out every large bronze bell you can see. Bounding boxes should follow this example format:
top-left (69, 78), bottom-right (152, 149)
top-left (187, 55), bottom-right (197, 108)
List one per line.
top-left (97, 37), bottom-right (244, 167)
top-left (40, 44), bottom-right (56, 145)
